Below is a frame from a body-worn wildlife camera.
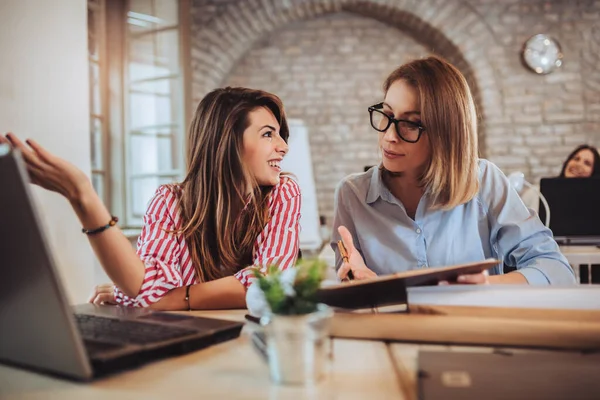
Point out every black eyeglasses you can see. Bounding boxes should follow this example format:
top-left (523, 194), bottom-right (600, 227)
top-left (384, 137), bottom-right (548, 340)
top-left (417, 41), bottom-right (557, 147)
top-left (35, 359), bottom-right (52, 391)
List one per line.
top-left (368, 102), bottom-right (426, 143)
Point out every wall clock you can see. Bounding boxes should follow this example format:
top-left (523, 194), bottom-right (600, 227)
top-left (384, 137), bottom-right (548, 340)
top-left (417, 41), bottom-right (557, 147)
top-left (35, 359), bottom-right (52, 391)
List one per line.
top-left (522, 34), bottom-right (563, 74)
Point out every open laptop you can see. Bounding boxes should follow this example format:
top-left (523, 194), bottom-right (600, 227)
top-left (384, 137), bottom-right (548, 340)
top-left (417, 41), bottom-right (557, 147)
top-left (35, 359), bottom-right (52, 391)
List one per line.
top-left (0, 146), bottom-right (244, 380)
top-left (418, 350), bottom-right (600, 400)
top-left (539, 177), bottom-right (600, 245)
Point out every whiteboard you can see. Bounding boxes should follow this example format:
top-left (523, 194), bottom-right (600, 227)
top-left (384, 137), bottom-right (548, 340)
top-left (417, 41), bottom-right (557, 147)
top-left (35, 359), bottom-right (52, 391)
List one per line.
top-left (280, 119), bottom-right (322, 252)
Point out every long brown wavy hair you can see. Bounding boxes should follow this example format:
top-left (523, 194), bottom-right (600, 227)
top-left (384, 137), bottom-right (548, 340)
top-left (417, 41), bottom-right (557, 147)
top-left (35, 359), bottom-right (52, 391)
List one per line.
top-left (176, 87), bottom-right (289, 282)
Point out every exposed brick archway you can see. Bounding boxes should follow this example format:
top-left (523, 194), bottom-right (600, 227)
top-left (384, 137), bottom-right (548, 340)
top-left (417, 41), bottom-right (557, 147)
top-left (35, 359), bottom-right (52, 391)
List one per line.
top-left (191, 0), bottom-right (508, 157)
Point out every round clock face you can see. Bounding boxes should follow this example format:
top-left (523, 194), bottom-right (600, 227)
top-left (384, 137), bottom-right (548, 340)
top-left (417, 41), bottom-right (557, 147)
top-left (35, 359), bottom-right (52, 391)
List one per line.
top-left (522, 34), bottom-right (563, 74)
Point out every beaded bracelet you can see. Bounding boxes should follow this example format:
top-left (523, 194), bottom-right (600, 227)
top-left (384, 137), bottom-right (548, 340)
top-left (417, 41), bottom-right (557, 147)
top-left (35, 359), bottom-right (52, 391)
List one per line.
top-left (81, 216), bottom-right (119, 235)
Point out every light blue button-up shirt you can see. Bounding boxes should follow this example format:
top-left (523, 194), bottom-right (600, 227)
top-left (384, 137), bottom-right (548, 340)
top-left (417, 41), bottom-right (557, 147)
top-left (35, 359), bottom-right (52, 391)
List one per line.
top-left (330, 159), bottom-right (576, 285)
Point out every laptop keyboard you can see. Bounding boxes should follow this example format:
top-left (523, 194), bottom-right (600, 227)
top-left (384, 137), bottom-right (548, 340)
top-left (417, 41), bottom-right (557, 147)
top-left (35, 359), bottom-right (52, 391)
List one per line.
top-left (75, 314), bottom-right (198, 345)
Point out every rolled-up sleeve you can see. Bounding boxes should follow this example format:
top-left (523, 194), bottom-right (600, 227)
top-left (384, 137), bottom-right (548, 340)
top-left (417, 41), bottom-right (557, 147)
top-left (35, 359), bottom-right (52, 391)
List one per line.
top-left (114, 187), bottom-right (184, 307)
top-left (235, 178), bottom-right (302, 288)
top-left (481, 161), bottom-right (576, 285)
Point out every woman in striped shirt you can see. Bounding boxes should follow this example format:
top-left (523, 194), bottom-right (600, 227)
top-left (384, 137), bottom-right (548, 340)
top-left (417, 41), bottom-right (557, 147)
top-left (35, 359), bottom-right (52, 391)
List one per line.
top-left (1, 87), bottom-right (301, 310)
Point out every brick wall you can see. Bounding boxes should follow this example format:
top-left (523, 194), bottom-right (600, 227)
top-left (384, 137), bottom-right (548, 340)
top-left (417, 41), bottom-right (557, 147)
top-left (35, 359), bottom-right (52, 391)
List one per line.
top-left (189, 0), bottom-right (600, 224)
top-left (227, 13), bottom-right (429, 220)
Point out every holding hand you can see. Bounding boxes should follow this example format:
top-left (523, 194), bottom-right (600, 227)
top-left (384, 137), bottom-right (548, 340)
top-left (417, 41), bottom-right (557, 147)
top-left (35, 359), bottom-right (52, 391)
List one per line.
top-left (439, 269), bottom-right (490, 285)
top-left (336, 226), bottom-right (378, 281)
top-left (0, 133), bottom-right (91, 203)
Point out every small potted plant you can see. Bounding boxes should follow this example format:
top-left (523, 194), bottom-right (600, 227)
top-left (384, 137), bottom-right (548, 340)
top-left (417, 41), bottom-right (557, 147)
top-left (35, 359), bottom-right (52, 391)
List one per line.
top-left (250, 259), bottom-right (333, 385)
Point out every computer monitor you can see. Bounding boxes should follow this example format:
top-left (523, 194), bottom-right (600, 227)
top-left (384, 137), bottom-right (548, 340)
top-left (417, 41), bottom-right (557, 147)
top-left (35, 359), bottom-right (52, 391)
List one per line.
top-left (539, 177), bottom-right (600, 244)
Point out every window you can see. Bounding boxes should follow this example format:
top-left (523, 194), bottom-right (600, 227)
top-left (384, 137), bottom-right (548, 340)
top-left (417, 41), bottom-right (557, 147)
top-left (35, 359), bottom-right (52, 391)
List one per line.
top-left (125, 0), bottom-right (185, 227)
top-left (87, 0), bottom-right (188, 230)
top-left (88, 0), bottom-right (110, 206)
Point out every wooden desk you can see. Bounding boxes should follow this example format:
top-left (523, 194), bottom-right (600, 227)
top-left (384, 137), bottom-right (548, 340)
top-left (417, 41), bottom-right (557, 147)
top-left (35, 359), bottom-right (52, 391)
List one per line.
top-left (3, 308), bottom-right (598, 399)
top-left (0, 310), bottom-right (402, 400)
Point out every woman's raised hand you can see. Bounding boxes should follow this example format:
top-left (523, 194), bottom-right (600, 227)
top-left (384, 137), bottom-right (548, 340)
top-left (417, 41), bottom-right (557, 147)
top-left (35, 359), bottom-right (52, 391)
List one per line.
top-left (1, 133), bottom-right (91, 202)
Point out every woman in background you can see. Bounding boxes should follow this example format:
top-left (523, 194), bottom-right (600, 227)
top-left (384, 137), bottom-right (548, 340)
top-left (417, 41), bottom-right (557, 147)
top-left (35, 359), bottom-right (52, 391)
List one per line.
top-left (559, 144), bottom-right (600, 178)
top-left (1, 87), bottom-right (301, 310)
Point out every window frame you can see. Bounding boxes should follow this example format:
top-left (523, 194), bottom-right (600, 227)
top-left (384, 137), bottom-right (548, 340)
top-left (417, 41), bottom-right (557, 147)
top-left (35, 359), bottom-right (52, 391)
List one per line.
top-left (93, 0), bottom-right (191, 233)
top-left (88, 0), bottom-right (111, 208)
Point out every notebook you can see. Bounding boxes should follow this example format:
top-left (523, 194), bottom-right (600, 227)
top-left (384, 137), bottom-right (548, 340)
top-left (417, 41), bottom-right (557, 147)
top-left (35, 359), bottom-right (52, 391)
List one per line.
top-left (0, 146), bottom-right (244, 380)
top-left (539, 177), bottom-right (600, 245)
top-left (315, 259), bottom-right (498, 309)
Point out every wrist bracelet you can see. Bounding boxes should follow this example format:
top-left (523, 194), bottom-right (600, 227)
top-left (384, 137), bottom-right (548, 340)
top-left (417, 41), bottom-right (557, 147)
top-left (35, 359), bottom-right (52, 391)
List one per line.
top-left (185, 284), bottom-right (192, 311)
top-left (82, 216), bottom-right (118, 235)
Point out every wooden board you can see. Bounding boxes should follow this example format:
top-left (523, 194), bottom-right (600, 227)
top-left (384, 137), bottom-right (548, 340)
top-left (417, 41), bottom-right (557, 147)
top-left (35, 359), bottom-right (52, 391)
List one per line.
top-left (330, 305), bottom-right (600, 351)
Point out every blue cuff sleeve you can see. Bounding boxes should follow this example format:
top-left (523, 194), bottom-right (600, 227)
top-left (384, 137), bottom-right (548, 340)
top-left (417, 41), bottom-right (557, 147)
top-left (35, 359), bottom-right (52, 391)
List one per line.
top-left (517, 258), bottom-right (576, 285)
top-left (517, 266), bottom-right (551, 285)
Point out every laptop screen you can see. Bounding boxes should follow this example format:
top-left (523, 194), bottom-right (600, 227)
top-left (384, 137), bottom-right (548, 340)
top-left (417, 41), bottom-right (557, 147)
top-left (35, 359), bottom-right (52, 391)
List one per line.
top-left (539, 177), bottom-right (600, 238)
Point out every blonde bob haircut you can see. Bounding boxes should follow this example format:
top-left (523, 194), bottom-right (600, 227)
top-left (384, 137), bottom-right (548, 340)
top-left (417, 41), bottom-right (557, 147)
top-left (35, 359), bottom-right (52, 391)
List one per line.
top-left (383, 56), bottom-right (479, 209)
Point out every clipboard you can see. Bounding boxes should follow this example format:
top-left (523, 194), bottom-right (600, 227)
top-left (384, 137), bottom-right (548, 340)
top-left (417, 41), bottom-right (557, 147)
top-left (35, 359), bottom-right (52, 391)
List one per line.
top-left (315, 259), bottom-right (499, 310)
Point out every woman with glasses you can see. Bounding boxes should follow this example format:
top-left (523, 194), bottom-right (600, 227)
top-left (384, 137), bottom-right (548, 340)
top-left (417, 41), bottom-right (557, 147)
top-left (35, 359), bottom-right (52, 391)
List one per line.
top-left (331, 56), bottom-right (575, 285)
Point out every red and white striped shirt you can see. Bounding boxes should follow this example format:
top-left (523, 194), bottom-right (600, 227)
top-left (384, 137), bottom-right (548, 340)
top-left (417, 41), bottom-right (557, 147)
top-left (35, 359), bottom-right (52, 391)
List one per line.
top-left (114, 177), bottom-right (301, 307)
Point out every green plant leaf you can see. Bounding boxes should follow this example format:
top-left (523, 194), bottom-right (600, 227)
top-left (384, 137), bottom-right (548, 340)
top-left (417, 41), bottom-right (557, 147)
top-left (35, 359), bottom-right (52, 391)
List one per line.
top-left (254, 259), bottom-right (327, 315)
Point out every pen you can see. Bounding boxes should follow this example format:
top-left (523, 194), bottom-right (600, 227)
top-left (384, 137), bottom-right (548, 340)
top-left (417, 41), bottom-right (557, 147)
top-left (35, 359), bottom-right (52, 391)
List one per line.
top-left (337, 239), bottom-right (354, 281)
top-left (244, 314), bottom-right (261, 325)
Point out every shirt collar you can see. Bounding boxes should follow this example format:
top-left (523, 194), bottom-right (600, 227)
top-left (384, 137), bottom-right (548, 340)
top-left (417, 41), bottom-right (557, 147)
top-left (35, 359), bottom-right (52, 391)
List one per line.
top-left (366, 164), bottom-right (394, 204)
top-left (366, 164), bottom-right (433, 206)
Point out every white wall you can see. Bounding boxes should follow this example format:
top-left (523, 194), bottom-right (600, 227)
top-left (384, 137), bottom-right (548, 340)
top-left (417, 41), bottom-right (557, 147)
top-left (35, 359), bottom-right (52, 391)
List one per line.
top-left (0, 0), bottom-right (95, 303)
top-left (281, 119), bottom-right (323, 253)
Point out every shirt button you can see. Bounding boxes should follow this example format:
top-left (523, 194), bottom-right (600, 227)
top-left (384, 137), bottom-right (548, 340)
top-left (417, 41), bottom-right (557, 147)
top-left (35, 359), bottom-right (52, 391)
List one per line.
top-left (416, 228), bottom-right (422, 234)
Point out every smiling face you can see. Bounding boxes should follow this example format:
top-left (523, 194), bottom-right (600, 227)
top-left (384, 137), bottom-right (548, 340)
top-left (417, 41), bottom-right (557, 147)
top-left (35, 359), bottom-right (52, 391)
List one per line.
top-left (242, 107), bottom-right (288, 187)
top-left (379, 79), bottom-right (431, 176)
top-left (564, 148), bottom-right (595, 178)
